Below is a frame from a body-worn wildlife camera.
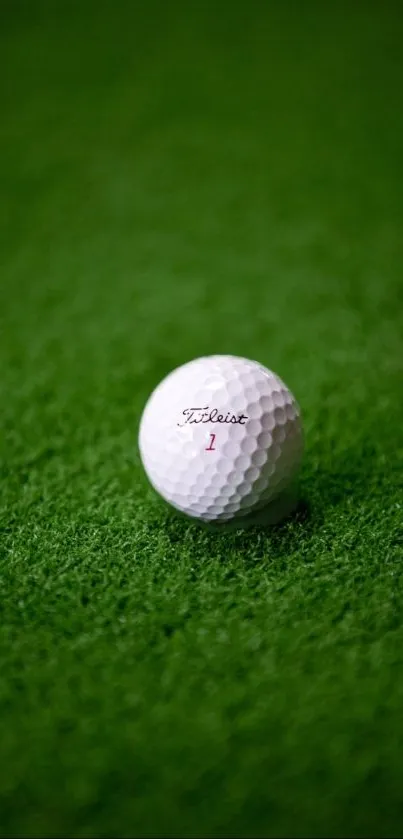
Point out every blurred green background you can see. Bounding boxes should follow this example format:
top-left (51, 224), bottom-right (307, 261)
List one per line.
top-left (1, 1), bottom-right (403, 836)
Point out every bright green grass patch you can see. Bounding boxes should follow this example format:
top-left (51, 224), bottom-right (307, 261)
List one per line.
top-left (1, 1), bottom-right (403, 836)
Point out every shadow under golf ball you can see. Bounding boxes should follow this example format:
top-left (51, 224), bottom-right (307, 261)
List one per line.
top-left (171, 484), bottom-right (301, 532)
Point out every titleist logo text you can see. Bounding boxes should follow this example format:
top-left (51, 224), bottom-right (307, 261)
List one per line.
top-left (178, 407), bottom-right (248, 427)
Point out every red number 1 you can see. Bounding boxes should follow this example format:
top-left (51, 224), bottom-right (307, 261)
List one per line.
top-left (205, 433), bottom-right (216, 451)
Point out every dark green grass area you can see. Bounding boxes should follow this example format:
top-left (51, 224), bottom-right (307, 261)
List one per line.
top-left (1, 1), bottom-right (403, 836)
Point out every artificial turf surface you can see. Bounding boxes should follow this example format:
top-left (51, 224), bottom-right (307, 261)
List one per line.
top-left (1, 1), bottom-right (403, 836)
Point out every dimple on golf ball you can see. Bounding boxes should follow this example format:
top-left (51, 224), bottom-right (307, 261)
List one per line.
top-left (139, 355), bottom-right (303, 522)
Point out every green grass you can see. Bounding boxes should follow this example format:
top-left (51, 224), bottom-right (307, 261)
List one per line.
top-left (1, 1), bottom-right (403, 836)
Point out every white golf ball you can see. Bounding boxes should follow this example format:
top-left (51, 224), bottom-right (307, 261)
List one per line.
top-left (139, 355), bottom-right (303, 523)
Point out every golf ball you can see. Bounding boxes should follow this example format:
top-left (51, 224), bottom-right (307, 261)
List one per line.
top-left (139, 355), bottom-right (303, 523)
